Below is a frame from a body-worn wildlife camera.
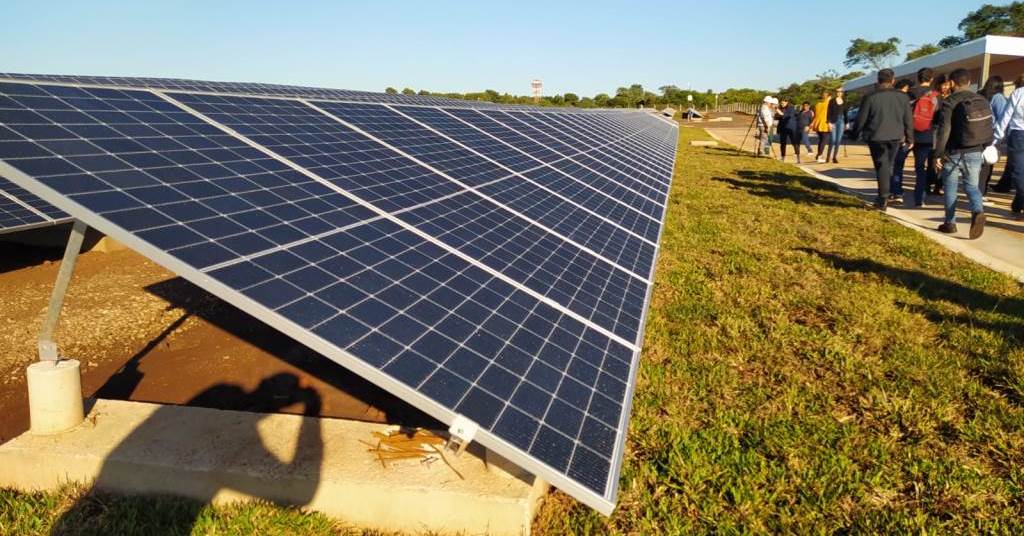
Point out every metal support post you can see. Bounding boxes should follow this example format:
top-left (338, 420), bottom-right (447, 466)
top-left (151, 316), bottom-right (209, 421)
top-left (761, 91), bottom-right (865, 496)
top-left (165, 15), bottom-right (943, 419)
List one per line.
top-left (37, 220), bottom-right (88, 361)
top-left (980, 53), bottom-right (992, 88)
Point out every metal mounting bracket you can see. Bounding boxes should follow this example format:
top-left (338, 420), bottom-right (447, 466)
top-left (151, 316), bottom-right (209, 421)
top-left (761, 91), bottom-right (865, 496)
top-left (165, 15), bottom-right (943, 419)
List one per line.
top-left (38, 220), bottom-right (88, 362)
top-left (445, 414), bottom-right (479, 457)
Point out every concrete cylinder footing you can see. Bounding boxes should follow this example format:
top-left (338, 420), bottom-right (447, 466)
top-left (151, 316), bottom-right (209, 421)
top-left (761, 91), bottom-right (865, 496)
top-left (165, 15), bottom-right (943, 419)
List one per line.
top-left (26, 359), bottom-right (84, 435)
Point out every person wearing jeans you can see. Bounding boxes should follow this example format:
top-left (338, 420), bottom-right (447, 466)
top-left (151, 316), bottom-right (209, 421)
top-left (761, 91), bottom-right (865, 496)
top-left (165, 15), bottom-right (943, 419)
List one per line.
top-left (992, 75), bottom-right (1024, 219)
top-left (934, 68), bottom-right (991, 238)
top-left (910, 68), bottom-right (938, 207)
top-left (827, 88), bottom-right (849, 163)
top-left (1008, 130), bottom-right (1024, 216)
top-left (912, 144), bottom-right (936, 206)
top-left (940, 151), bottom-right (985, 231)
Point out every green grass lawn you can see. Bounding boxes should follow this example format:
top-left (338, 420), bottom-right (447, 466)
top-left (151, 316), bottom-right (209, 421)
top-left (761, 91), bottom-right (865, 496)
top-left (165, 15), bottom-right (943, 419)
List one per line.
top-left (3, 126), bottom-right (1023, 535)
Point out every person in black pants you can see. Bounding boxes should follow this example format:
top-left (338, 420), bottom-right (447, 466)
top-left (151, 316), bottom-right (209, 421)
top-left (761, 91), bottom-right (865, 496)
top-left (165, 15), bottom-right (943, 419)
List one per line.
top-left (909, 68), bottom-right (938, 207)
top-left (775, 98), bottom-right (802, 162)
top-left (853, 69), bottom-right (914, 210)
top-left (992, 74), bottom-right (1024, 193)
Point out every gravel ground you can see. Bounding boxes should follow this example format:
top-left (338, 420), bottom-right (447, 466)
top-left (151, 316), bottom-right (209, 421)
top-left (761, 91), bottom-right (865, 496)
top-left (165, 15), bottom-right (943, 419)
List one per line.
top-left (0, 241), bottom-right (428, 443)
top-left (0, 247), bottom-right (189, 387)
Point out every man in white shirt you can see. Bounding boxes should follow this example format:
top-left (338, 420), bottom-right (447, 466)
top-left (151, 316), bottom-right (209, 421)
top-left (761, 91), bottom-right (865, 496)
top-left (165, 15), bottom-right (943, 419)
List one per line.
top-left (992, 82), bottom-right (1024, 219)
top-left (755, 96), bottom-right (776, 157)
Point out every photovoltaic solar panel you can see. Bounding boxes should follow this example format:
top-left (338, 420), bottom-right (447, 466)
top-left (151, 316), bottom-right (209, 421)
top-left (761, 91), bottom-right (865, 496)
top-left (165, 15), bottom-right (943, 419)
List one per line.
top-left (0, 174), bottom-right (70, 233)
top-left (0, 74), bottom-right (677, 514)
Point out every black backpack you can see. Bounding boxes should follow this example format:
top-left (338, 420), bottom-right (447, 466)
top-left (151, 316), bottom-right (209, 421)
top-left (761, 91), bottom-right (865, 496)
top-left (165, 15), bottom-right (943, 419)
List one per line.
top-left (952, 92), bottom-right (994, 147)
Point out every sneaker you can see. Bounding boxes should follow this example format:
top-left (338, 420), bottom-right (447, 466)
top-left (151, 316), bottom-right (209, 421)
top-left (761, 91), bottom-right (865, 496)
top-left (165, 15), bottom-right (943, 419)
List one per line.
top-left (889, 195), bottom-right (904, 205)
top-left (1013, 210), bottom-right (1024, 221)
top-left (832, 157), bottom-right (839, 164)
top-left (816, 157), bottom-right (826, 163)
top-left (873, 198), bottom-right (888, 211)
top-left (982, 196), bottom-right (996, 207)
top-left (969, 212), bottom-right (986, 239)
top-left (937, 222), bottom-right (958, 234)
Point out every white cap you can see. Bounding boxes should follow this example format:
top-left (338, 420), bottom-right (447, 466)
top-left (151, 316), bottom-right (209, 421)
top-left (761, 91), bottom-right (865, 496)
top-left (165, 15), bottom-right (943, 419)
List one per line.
top-left (769, 97), bottom-right (779, 105)
top-left (763, 95), bottom-right (773, 103)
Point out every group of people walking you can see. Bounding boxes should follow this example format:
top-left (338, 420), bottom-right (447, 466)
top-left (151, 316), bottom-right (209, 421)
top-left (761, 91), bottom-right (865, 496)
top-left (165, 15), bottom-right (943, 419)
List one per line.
top-left (756, 91), bottom-right (848, 164)
top-left (755, 66), bottom-right (1024, 240)
top-left (854, 66), bottom-right (1024, 239)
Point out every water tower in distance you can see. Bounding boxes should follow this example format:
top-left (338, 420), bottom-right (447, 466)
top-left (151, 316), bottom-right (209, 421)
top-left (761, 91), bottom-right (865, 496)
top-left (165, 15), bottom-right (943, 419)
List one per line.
top-left (531, 79), bottom-right (542, 103)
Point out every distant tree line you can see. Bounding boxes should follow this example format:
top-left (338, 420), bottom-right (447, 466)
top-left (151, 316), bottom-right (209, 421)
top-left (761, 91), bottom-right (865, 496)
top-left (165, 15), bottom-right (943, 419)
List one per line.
top-left (382, 3), bottom-right (1021, 110)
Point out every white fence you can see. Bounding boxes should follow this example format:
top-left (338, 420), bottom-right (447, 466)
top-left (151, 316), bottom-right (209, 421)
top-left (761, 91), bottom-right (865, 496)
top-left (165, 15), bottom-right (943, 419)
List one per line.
top-left (713, 102), bottom-right (758, 115)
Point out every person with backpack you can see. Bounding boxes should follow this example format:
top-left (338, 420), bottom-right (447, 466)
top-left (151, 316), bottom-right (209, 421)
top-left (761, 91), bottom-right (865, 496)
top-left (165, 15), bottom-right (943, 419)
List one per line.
top-left (889, 79), bottom-right (914, 204)
top-left (853, 69), bottom-right (914, 210)
top-left (992, 73), bottom-right (1024, 220)
top-left (934, 68), bottom-right (993, 238)
top-left (929, 74), bottom-right (954, 195)
top-left (827, 88), bottom-right (849, 163)
top-left (811, 90), bottom-right (833, 162)
top-left (909, 68), bottom-right (939, 206)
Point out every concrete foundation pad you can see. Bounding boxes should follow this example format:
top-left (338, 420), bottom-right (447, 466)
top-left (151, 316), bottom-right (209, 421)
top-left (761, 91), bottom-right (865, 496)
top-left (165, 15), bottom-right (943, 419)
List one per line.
top-left (0, 399), bottom-right (547, 535)
top-left (690, 140), bottom-right (719, 147)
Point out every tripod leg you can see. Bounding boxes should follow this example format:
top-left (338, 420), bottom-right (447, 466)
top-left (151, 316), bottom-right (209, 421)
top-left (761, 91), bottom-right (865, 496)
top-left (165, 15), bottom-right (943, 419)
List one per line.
top-left (740, 114), bottom-right (756, 153)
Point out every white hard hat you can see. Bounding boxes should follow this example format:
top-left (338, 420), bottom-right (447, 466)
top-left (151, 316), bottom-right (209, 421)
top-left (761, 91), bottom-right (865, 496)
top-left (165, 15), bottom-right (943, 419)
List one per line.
top-left (983, 145), bottom-right (999, 165)
top-left (763, 96), bottom-right (773, 103)
top-left (769, 97), bottom-right (779, 104)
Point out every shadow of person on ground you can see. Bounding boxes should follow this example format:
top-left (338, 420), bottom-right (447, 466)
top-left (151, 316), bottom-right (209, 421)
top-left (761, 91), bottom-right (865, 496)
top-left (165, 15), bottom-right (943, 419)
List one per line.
top-left (798, 247), bottom-right (1024, 402)
top-left (50, 373), bottom-right (324, 535)
top-left (712, 169), bottom-right (863, 209)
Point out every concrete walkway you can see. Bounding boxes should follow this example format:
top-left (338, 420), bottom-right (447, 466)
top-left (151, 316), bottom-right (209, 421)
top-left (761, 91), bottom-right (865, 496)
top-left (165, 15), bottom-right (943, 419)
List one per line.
top-left (703, 123), bottom-right (1024, 283)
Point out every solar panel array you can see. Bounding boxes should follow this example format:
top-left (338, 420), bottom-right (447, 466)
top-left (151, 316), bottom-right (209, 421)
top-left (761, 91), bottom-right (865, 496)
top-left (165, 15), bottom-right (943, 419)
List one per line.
top-left (0, 72), bottom-right (519, 109)
top-left (0, 74), bottom-right (677, 514)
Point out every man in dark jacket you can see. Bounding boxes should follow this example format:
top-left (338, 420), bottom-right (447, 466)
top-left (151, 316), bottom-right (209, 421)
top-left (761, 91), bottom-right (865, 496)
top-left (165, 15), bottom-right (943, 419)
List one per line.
top-left (854, 68), bottom-right (914, 210)
top-left (933, 68), bottom-right (990, 239)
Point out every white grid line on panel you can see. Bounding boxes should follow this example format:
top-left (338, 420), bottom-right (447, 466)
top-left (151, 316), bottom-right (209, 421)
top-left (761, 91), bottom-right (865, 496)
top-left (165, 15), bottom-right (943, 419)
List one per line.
top-left (303, 99), bottom-right (650, 283)
top-left (157, 91), bottom-right (639, 352)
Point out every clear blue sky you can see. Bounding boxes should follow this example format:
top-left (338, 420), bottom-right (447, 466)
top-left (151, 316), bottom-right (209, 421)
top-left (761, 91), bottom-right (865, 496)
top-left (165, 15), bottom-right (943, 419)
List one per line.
top-left (1, 0), bottom-right (984, 96)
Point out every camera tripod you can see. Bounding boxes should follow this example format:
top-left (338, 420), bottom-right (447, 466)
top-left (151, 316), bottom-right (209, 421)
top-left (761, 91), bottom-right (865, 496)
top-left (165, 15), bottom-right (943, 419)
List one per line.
top-left (739, 108), bottom-right (776, 159)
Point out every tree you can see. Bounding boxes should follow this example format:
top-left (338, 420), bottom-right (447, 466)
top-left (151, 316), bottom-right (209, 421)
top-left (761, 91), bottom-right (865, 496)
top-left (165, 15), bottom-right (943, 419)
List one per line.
top-left (401, 88), bottom-right (415, 95)
top-left (940, 2), bottom-right (1024, 48)
top-left (959, 2), bottom-right (1024, 39)
top-left (563, 92), bottom-right (579, 106)
top-left (417, 89), bottom-right (430, 95)
top-left (384, 87), bottom-right (397, 94)
top-left (844, 37), bottom-right (901, 70)
top-left (906, 43), bottom-right (941, 60)
top-left (594, 93), bottom-right (611, 107)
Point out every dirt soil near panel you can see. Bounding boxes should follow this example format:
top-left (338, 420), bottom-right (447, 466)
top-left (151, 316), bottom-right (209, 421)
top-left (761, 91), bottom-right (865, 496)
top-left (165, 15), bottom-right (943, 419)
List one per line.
top-left (0, 240), bottom-right (435, 444)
